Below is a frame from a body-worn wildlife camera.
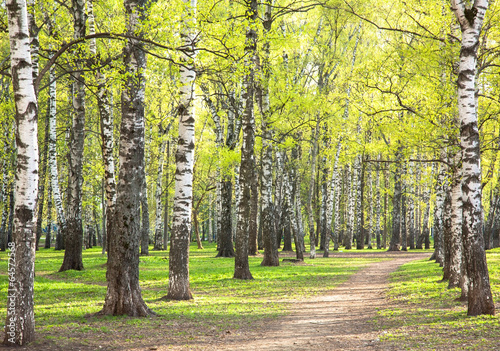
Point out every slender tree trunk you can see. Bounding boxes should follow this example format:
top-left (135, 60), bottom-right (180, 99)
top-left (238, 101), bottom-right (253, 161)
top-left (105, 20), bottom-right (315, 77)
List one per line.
top-left (401, 163), bottom-right (407, 252)
top-left (324, 139), bottom-right (341, 257)
top-left (442, 183), bottom-right (452, 281)
top-left (367, 162), bottom-right (374, 249)
top-left (45, 184), bottom-right (53, 249)
top-left (249, 167), bottom-right (259, 256)
top-left (140, 169), bottom-right (150, 255)
top-left (154, 128), bottom-right (167, 250)
top-left (434, 162), bottom-right (447, 265)
top-left (60, 0), bottom-right (86, 272)
top-left (345, 165), bottom-right (355, 249)
top-left (36, 108), bottom-right (49, 250)
top-left (4, 0), bottom-right (39, 343)
top-left (307, 123), bottom-right (319, 258)
top-left (356, 156), bottom-right (364, 250)
top-left (234, 0), bottom-right (257, 280)
top-left (258, 0), bottom-right (278, 265)
top-left (163, 140), bottom-right (170, 250)
top-left (449, 163), bottom-right (465, 290)
top-left (90, 0), bottom-right (116, 257)
top-left (98, 0), bottom-right (154, 316)
top-left (389, 148), bottom-right (403, 251)
top-left (166, 0), bottom-right (197, 299)
top-left (285, 151), bottom-right (303, 261)
top-left (217, 180), bottom-right (235, 257)
top-left (47, 47), bottom-right (66, 251)
top-left (375, 157), bottom-right (382, 249)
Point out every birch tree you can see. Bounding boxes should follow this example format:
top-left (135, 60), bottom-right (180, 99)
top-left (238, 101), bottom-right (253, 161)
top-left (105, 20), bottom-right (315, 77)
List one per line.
top-left (4, 0), bottom-right (39, 344)
top-left (60, 0), bottom-right (86, 272)
top-left (234, 0), bottom-right (257, 280)
top-left (98, 0), bottom-right (153, 316)
top-left (166, 0), bottom-right (197, 299)
top-left (450, 0), bottom-right (495, 316)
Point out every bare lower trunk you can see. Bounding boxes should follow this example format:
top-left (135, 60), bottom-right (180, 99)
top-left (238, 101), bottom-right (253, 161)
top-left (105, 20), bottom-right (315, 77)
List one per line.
top-left (217, 179), bottom-right (235, 257)
top-left (449, 163), bottom-right (464, 289)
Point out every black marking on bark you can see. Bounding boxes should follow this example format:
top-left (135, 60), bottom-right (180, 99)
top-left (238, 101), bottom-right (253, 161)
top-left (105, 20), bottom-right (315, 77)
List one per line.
top-left (461, 42), bottom-right (479, 57)
top-left (16, 206), bottom-right (33, 223)
top-left (464, 7), bottom-right (477, 26)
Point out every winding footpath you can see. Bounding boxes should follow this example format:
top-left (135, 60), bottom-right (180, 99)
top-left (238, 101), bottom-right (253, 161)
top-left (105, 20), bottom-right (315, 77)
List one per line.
top-left (211, 252), bottom-right (428, 351)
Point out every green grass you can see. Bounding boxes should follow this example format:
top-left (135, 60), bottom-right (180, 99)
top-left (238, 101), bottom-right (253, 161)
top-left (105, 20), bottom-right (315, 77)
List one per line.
top-left (375, 248), bottom-right (500, 350)
top-left (0, 242), bottom-right (381, 349)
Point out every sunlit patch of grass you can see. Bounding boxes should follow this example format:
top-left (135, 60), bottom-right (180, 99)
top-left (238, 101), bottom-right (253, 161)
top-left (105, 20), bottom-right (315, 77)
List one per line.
top-left (375, 248), bottom-right (500, 350)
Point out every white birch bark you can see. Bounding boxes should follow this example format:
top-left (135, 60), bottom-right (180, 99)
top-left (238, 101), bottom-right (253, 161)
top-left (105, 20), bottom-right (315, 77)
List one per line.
top-left (324, 139), bottom-right (341, 257)
top-left (433, 162), bottom-right (447, 265)
top-left (346, 164), bottom-right (355, 249)
top-left (375, 156), bottom-right (382, 249)
top-left (451, 0), bottom-right (494, 316)
top-left (367, 162), bottom-right (374, 249)
top-left (154, 128), bottom-right (167, 250)
top-left (259, 0), bottom-right (278, 266)
top-left (307, 123), bottom-right (319, 258)
top-left (449, 160), bottom-right (464, 289)
top-left (167, 0), bottom-right (197, 299)
top-left (4, 0), bottom-right (39, 344)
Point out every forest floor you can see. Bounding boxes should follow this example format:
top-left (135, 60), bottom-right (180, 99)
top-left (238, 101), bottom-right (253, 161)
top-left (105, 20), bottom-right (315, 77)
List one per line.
top-left (191, 251), bottom-right (427, 351)
top-left (1, 249), bottom-right (499, 350)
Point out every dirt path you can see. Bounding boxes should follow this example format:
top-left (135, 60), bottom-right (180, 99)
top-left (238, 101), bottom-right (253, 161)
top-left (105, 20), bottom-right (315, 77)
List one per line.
top-left (205, 252), bottom-right (428, 351)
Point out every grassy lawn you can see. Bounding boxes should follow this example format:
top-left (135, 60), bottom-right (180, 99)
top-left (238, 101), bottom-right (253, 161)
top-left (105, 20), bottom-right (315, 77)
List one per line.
top-left (376, 248), bottom-right (500, 351)
top-left (0, 242), bottom-right (381, 350)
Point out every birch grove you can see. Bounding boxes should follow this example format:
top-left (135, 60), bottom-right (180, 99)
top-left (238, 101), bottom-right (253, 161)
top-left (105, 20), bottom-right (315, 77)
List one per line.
top-left (4, 0), bottom-right (500, 339)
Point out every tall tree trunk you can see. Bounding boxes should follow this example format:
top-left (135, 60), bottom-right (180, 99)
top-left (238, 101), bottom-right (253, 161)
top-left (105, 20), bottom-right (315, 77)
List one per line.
top-left (433, 162), bottom-right (447, 265)
top-left (47, 43), bottom-right (66, 251)
top-left (154, 127), bottom-right (167, 250)
top-left (442, 182), bottom-right (452, 281)
top-left (389, 147), bottom-right (403, 251)
top-left (36, 108), bottom-right (49, 250)
top-left (258, 0), bottom-right (278, 265)
top-left (140, 169), bottom-right (150, 255)
top-left (324, 139), bottom-right (342, 257)
top-left (45, 184), bottom-right (53, 249)
top-left (345, 164), bottom-right (355, 249)
top-left (449, 162), bottom-right (465, 290)
top-left (98, 0), bottom-right (153, 316)
top-left (234, 0), bottom-right (257, 280)
top-left (367, 162), bottom-right (374, 249)
top-left (60, 0), bottom-right (86, 272)
top-left (285, 150), bottom-right (303, 261)
top-left (249, 167), bottom-right (259, 256)
top-left (401, 163), bottom-right (407, 252)
top-left (163, 140), bottom-right (170, 250)
top-left (89, 0), bottom-right (116, 257)
top-left (355, 155), bottom-right (364, 249)
top-left (375, 156), bottom-right (382, 249)
top-left (166, 0), bottom-right (197, 299)
top-left (307, 122), bottom-right (319, 258)
top-left (4, 0), bottom-right (39, 343)
top-left (451, 0), bottom-right (494, 316)
top-left (217, 179), bottom-right (235, 257)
